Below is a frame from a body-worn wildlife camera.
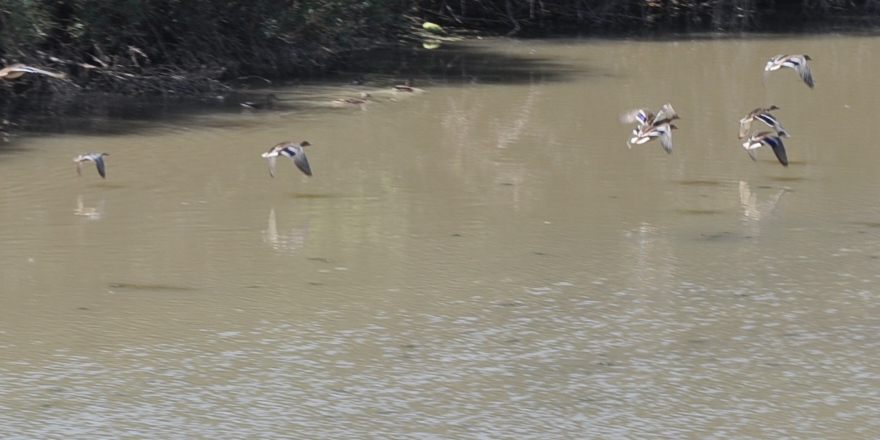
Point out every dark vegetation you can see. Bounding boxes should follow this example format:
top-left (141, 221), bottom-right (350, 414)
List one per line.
top-left (421, 0), bottom-right (880, 35)
top-left (0, 0), bottom-right (415, 97)
top-left (0, 0), bottom-right (877, 100)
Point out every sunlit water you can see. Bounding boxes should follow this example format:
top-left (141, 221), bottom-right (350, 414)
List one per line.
top-left (2, 35), bottom-right (880, 438)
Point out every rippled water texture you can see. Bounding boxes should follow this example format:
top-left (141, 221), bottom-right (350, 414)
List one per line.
top-left (3, 35), bottom-right (880, 438)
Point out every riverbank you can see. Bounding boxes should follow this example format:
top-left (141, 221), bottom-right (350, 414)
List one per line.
top-left (4, 1), bottom-right (880, 100)
top-left (2, 0), bottom-right (879, 138)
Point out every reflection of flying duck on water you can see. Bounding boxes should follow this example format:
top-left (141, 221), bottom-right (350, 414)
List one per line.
top-left (74, 195), bottom-right (104, 220)
top-left (263, 209), bottom-right (310, 253)
top-left (739, 181), bottom-right (790, 221)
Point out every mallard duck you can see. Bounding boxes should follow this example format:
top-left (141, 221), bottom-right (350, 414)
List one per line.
top-left (241, 94), bottom-right (278, 110)
top-left (332, 92), bottom-right (371, 105)
top-left (261, 141), bottom-right (312, 177)
top-left (739, 106), bottom-right (789, 139)
top-left (764, 54), bottom-right (813, 88)
top-left (629, 123), bottom-right (677, 154)
top-left (742, 132), bottom-right (788, 166)
top-left (73, 152), bottom-right (109, 178)
top-left (621, 103), bottom-right (680, 154)
top-left (0, 64), bottom-right (66, 80)
top-left (619, 103), bottom-right (679, 127)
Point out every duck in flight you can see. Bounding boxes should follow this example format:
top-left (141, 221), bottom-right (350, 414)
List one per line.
top-left (765, 55), bottom-right (813, 88)
top-left (261, 141), bottom-right (312, 177)
top-left (742, 132), bottom-right (788, 166)
top-left (0, 64), bottom-right (66, 81)
top-left (619, 103), bottom-right (679, 128)
top-left (630, 123), bottom-right (677, 154)
top-left (739, 106), bottom-right (789, 139)
top-left (73, 152), bottom-right (109, 178)
top-left (620, 103), bottom-right (680, 154)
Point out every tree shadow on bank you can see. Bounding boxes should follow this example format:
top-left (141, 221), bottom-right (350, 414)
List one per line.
top-left (0, 41), bottom-right (586, 140)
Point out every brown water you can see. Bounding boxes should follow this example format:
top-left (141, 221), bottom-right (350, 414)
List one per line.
top-left (3, 35), bottom-right (880, 438)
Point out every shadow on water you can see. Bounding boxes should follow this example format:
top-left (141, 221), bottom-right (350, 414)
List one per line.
top-left (109, 283), bottom-right (198, 292)
top-left (851, 221), bottom-right (880, 228)
top-left (0, 42), bottom-right (585, 141)
top-left (673, 180), bottom-right (725, 186)
top-left (678, 209), bottom-right (726, 215)
top-left (82, 182), bottom-right (127, 189)
top-left (767, 176), bottom-right (806, 182)
top-left (333, 42), bottom-right (586, 85)
top-left (698, 231), bottom-right (750, 241)
top-left (286, 193), bottom-right (340, 199)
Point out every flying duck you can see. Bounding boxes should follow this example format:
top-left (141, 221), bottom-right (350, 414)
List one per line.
top-left (619, 103), bottom-right (679, 127)
top-left (739, 106), bottom-right (789, 139)
top-left (629, 123), bottom-right (677, 154)
top-left (765, 55), bottom-right (813, 88)
top-left (621, 103), bottom-right (680, 153)
top-left (261, 141), bottom-right (312, 177)
top-left (73, 152), bottom-right (109, 178)
top-left (0, 64), bottom-right (66, 81)
top-left (742, 132), bottom-right (788, 166)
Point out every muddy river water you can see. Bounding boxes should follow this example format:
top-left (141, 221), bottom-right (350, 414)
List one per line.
top-left (2, 35), bottom-right (880, 438)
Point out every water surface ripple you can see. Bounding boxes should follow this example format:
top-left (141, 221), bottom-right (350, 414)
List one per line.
top-left (2, 36), bottom-right (880, 439)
